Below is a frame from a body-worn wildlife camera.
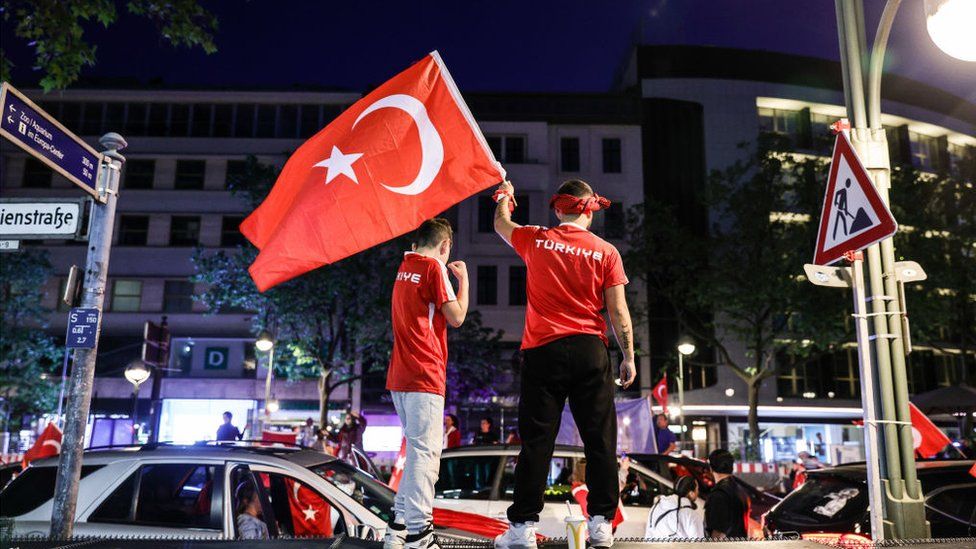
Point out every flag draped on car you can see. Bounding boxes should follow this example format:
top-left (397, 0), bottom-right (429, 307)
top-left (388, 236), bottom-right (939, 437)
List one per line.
top-left (22, 422), bottom-right (61, 468)
top-left (284, 478), bottom-right (333, 536)
top-left (241, 51), bottom-right (505, 291)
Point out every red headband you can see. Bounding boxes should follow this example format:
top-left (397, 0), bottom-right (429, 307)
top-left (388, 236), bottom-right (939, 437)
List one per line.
top-left (549, 193), bottom-right (611, 215)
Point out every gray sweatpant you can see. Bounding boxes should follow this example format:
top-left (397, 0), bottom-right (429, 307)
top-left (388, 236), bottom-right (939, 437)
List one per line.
top-left (392, 391), bottom-right (445, 532)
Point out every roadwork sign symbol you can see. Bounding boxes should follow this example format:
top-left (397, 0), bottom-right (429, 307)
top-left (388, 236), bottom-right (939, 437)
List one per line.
top-left (813, 132), bottom-right (897, 265)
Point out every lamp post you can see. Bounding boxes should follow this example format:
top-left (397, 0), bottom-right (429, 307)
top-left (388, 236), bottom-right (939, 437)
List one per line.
top-left (833, 0), bottom-right (973, 539)
top-left (124, 360), bottom-right (151, 444)
top-left (256, 330), bottom-right (275, 436)
top-left (676, 336), bottom-right (696, 450)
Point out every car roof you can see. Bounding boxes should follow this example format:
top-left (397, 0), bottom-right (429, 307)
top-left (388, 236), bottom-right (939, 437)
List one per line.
top-left (27, 443), bottom-right (339, 469)
top-left (441, 444), bottom-right (585, 456)
top-left (807, 459), bottom-right (976, 480)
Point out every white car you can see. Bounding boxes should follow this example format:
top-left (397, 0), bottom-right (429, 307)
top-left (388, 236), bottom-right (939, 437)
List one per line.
top-left (433, 444), bottom-right (678, 538)
top-left (1, 442), bottom-right (474, 541)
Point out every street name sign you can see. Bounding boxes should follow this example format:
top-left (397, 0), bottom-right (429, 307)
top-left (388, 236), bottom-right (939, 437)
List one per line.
top-left (0, 82), bottom-right (104, 201)
top-left (66, 307), bottom-right (100, 349)
top-left (0, 239), bottom-right (21, 252)
top-left (813, 131), bottom-right (897, 265)
top-left (0, 197), bottom-right (88, 240)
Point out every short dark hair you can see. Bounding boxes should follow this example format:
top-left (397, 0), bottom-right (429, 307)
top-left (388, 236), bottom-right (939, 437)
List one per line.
top-left (413, 218), bottom-right (453, 249)
top-left (675, 475), bottom-right (698, 498)
top-left (234, 480), bottom-right (257, 514)
top-left (223, 411), bottom-right (232, 419)
top-left (446, 414), bottom-right (459, 427)
top-left (556, 179), bottom-right (594, 198)
top-left (708, 449), bottom-right (735, 474)
top-left (481, 417), bottom-right (494, 427)
top-left (656, 414), bottom-right (669, 422)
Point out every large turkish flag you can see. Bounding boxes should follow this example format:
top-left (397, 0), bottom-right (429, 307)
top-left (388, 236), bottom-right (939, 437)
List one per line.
top-left (241, 51), bottom-right (504, 291)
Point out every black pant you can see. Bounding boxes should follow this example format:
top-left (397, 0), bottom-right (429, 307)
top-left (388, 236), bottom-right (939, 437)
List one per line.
top-left (507, 334), bottom-right (618, 523)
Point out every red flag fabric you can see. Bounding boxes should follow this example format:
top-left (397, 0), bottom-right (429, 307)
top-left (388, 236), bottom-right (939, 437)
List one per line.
top-left (432, 507), bottom-right (529, 539)
top-left (388, 437), bottom-right (407, 490)
top-left (241, 51), bottom-right (505, 291)
top-left (652, 375), bottom-right (669, 412)
top-left (284, 478), bottom-right (333, 536)
top-left (22, 422), bottom-right (61, 469)
top-left (909, 402), bottom-right (951, 458)
top-left (969, 462), bottom-right (976, 479)
top-left (261, 430), bottom-right (298, 445)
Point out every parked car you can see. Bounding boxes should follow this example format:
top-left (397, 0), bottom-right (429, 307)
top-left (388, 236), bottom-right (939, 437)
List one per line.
top-left (0, 442), bottom-right (479, 540)
top-left (434, 444), bottom-right (705, 538)
top-left (763, 459), bottom-right (976, 538)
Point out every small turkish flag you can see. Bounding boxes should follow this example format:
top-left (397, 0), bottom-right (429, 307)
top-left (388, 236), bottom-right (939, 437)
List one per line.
top-left (242, 51), bottom-right (505, 291)
top-left (285, 478), bottom-right (333, 536)
top-left (909, 403), bottom-right (951, 459)
top-left (652, 375), bottom-right (669, 412)
top-left (388, 437), bottom-right (407, 491)
top-left (22, 422), bottom-right (62, 469)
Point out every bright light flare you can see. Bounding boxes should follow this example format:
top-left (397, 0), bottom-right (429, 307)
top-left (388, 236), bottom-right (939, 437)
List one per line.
top-left (926, 0), bottom-right (976, 62)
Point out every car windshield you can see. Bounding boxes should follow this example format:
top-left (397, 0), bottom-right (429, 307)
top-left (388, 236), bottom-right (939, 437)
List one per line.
top-left (308, 460), bottom-right (395, 523)
top-left (775, 475), bottom-right (867, 525)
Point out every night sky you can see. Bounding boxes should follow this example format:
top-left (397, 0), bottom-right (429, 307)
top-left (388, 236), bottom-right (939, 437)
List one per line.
top-left (3, 0), bottom-right (975, 102)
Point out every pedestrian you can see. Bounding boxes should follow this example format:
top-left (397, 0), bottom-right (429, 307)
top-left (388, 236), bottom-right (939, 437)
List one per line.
top-left (654, 414), bottom-right (677, 455)
top-left (473, 417), bottom-right (499, 445)
top-left (383, 218), bottom-right (469, 549)
top-left (492, 179), bottom-right (635, 549)
top-left (336, 410), bottom-right (368, 462)
top-left (645, 476), bottom-right (705, 539)
top-left (703, 449), bottom-right (751, 539)
top-left (505, 427), bottom-right (521, 445)
top-left (790, 451), bottom-right (822, 490)
top-left (298, 417), bottom-right (317, 448)
top-left (217, 411), bottom-right (243, 441)
top-left (444, 414), bottom-right (461, 449)
top-left (234, 480), bottom-right (269, 539)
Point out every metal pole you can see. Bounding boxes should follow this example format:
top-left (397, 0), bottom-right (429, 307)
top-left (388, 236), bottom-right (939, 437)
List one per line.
top-left (678, 354), bottom-right (686, 449)
top-left (55, 345), bottom-right (70, 425)
top-left (130, 386), bottom-right (139, 444)
top-left (262, 345), bottom-right (275, 434)
top-left (849, 252), bottom-right (885, 541)
top-left (50, 133), bottom-right (125, 540)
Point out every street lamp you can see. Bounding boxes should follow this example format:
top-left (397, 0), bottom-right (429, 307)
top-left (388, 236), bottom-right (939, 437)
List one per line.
top-left (256, 330), bottom-right (276, 435)
top-left (124, 360), bottom-right (151, 443)
top-left (675, 336), bottom-right (696, 449)
top-left (255, 330), bottom-right (274, 352)
top-left (924, 0), bottom-right (976, 61)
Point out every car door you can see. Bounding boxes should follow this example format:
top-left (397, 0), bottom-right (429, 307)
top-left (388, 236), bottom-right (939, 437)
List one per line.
top-left (434, 453), bottom-right (501, 517)
top-left (617, 461), bottom-right (673, 538)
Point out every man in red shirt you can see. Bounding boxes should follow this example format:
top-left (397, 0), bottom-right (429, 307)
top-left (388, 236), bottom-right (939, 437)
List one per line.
top-left (492, 179), bottom-right (635, 549)
top-left (384, 219), bottom-right (468, 549)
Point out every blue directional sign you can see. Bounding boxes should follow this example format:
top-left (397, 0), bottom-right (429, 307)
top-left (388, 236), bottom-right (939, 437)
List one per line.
top-left (67, 307), bottom-right (101, 349)
top-left (0, 82), bottom-right (103, 201)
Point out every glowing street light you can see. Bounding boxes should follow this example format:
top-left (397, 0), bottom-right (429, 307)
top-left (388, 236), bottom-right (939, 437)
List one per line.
top-left (255, 330), bottom-right (275, 352)
top-left (124, 360), bottom-right (151, 443)
top-left (675, 336), bottom-right (696, 448)
top-left (925, 0), bottom-right (976, 62)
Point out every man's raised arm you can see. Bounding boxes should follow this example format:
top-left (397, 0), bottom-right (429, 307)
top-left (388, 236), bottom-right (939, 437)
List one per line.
top-left (493, 180), bottom-right (520, 245)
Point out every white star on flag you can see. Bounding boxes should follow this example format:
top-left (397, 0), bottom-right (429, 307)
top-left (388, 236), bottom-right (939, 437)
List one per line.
top-left (314, 145), bottom-right (363, 185)
top-left (302, 505), bottom-right (319, 521)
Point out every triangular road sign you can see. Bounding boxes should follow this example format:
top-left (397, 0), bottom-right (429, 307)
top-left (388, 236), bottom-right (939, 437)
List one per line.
top-left (813, 132), bottom-right (897, 265)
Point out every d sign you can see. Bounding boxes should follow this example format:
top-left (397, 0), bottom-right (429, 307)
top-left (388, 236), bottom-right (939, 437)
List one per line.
top-left (204, 347), bottom-right (229, 370)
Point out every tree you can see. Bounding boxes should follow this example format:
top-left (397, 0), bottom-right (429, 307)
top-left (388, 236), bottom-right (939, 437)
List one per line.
top-left (0, 249), bottom-right (62, 432)
top-left (1, 0), bottom-right (217, 91)
top-left (193, 157), bottom-right (505, 426)
top-left (625, 134), bottom-right (851, 458)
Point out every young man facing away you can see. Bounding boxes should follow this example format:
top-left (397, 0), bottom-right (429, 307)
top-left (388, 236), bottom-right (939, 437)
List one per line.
top-left (492, 179), bottom-right (636, 549)
top-left (384, 219), bottom-right (469, 549)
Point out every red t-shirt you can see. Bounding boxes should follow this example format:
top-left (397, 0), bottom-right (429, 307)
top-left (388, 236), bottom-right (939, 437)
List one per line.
top-left (387, 252), bottom-right (457, 395)
top-left (510, 223), bottom-right (628, 350)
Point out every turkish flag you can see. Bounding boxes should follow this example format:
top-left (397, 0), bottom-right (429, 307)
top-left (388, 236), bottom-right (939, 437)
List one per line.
top-left (909, 403), bottom-right (951, 458)
top-left (242, 51), bottom-right (505, 291)
top-left (388, 437), bottom-right (407, 491)
top-left (22, 422), bottom-right (61, 469)
top-left (652, 375), bottom-right (669, 412)
top-left (284, 478), bottom-right (333, 537)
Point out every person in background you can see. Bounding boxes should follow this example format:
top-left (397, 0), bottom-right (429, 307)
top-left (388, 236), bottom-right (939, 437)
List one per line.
top-left (645, 476), bottom-right (705, 539)
top-left (217, 411), bottom-right (243, 441)
top-left (505, 427), bottom-right (521, 445)
top-left (704, 449), bottom-right (750, 539)
top-left (814, 432), bottom-right (827, 460)
top-left (444, 414), bottom-right (461, 449)
top-left (335, 410), bottom-right (368, 462)
top-left (472, 417), bottom-right (499, 445)
top-left (790, 451), bottom-right (822, 490)
top-left (654, 414), bottom-right (677, 455)
top-left (235, 481), bottom-right (269, 540)
top-left (298, 417), bottom-right (317, 447)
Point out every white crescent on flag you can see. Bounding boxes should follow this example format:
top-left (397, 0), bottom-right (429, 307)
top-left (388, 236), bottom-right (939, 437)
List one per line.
top-left (42, 439), bottom-right (61, 453)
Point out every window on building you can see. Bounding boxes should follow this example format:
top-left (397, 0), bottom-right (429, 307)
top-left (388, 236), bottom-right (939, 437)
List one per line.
top-left (512, 194), bottom-right (530, 225)
top-left (104, 103), bottom-right (125, 132)
top-left (169, 216), bottom-right (201, 246)
top-left (123, 159), bottom-right (155, 189)
top-left (477, 265), bottom-right (497, 306)
top-left (279, 105), bottom-right (298, 138)
top-left (213, 104), bottom-right (234, 137)
top-left (255, 105), bottom-right (276, 138)
top-left (174, 160), bottom-right (206, 190)
top-left (235, 104), bottom-right (255, 137)
top-left (22, 157), bottom-right (52, 188)
top-left (509, 266), bottom-right (527, 306)
top-left (560, 137), bottom-right (580, 172)
top-left (61, 102), bottom-right (83, 131)
top-left (81, 103), bottom-right (105, 135)
top-left (190, 104), bottom-right (212, 137)
top-left (909, 131), bottom-right (939, 171)
top-left (169, 104), bottom-right (190, 137)
top-left (758, 107), bottom-right (798, 135)
top-left (147, 103), bottom-right (169, 136)
top-left (486, 135), bottom-right (526, 163)
top-left (221, 216), bottom-right (247, 247)
top-left (602, 138), bottom-right (622, 173)
top-left (111, 280), bottom-right (142, 312)
top-left (163, 280), bottom-right (195, 313)
top-left (300, 104), bottom-right (321, 138)
top-left (477, 196), bottom-right (495, 233)
top-left (225, 159), bottom-right (247, 189)
top-left (117, 215), bottom-right (150, 246)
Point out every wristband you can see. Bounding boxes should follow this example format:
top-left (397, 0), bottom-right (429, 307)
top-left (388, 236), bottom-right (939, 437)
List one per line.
top-left (493, 189), bottom-right (516, 213)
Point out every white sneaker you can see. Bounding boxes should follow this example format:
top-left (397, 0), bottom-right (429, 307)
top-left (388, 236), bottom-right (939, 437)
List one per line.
top-left (404, 524), bottom-right (440, 549)
top-left (383, 522), bottom-right (407, 549)
top-left (587, 515), bottom-right (613, 548)
top-left (494, 522), bottom-right (538, 549)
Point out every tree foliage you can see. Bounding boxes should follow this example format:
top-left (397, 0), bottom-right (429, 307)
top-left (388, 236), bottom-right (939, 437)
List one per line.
top-left (1, 0), bottom-right (217, 91)
top-left (0, 250), bottom-right (62, 431)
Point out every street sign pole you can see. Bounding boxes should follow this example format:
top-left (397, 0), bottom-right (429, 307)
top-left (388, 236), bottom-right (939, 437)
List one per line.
top-left (49, 133), bottom-right (126, 540)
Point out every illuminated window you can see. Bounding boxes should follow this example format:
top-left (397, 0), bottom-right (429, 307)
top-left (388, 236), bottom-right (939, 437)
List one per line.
top-left (111, 280), bottom-right (142, 312)
top-left (909, 132), bottom-right (939, 171)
